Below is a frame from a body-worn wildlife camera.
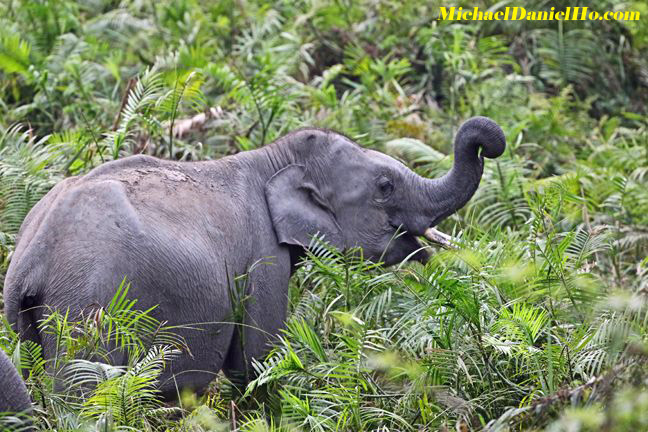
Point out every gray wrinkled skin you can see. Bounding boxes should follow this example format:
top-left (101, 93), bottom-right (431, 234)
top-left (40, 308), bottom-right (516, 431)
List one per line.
top-left (0, 350), bottom-right (31, 418)
top-left (3, 117), bottom-right (505, 398)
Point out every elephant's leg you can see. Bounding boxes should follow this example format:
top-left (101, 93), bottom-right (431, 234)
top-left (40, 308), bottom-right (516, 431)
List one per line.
top-left (157, 321), bottom-right (235, 400)
top-left (121, 266), bottom-right (238, 401)
top-left (222, 253), bottom-right (291, 387)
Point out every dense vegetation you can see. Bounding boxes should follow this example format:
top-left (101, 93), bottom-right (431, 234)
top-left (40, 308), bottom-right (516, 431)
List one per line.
top-left (1, 0), bottom-right (647, 430)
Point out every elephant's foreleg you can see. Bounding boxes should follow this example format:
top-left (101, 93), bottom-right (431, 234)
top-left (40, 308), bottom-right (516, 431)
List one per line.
top-left (222, 256), bottom-right (291, 387)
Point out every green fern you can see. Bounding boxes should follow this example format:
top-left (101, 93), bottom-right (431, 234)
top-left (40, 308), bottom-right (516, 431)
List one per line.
top-left (0, 31), bottom-right (31, 77)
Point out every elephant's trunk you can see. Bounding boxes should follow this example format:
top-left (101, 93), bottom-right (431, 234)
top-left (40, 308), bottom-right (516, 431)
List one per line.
top-left (418, 117), bottom-right (506, 232)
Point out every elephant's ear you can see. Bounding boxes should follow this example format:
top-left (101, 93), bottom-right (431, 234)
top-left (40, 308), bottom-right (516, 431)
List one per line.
top-left (265, 164), bottom-right (344, 249)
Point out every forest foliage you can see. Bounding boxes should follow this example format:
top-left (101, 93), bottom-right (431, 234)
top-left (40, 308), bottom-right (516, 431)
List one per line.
top-left (0, 0), bottom-right (647, 430)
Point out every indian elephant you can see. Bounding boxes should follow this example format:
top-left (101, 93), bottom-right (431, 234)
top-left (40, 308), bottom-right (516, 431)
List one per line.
top-left (0, 349), bottom-right (31, 423)
top-left (3, 116), bottom-right (505, 398)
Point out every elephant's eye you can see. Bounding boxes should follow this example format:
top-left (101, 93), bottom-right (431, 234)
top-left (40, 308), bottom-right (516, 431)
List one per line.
top-left (376, 176), bottom-right (394, 201)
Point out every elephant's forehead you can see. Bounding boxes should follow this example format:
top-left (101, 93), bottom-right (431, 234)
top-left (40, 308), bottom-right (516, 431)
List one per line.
top-left (360, 148), bottom-right (408, 172)
top-left (318, 144), bottom-right (410, 190)
top-left (325, 148), bottom-right (407, 194)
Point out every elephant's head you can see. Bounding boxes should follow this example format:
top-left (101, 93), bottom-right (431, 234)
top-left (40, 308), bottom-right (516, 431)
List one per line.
top-left (264, 116), bottom-right (505, 265)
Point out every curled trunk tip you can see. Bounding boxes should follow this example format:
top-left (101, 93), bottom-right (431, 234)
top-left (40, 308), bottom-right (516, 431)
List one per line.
top-left (456, 116), bottom-right (506, 159)
top-left (416, 116), bottom-right (506, 229)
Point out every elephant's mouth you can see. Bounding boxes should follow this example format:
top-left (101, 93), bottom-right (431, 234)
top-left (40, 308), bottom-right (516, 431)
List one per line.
top-left (396, 227), bottom-right (455, 265)
top-left (383, 224), bottom-right (455, 265)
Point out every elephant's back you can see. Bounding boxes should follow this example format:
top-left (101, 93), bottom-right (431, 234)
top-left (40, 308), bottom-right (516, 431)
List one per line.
top-left (4, 156), bottom-right (253, 395)
top-left (3, 175), bottom-right (149, 333)
top-left (6, 156), bottom-right (242, 323)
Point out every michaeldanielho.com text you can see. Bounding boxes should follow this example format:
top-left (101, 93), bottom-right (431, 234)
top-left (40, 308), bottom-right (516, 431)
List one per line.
top-left (439, 7), bottom-right (640, 21)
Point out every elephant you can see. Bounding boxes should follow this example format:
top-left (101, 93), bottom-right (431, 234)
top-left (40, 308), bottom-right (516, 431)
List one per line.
top-left (3, 116), bottom-right (505, 399)
top-left (0, 349), bottom-right (31, 423)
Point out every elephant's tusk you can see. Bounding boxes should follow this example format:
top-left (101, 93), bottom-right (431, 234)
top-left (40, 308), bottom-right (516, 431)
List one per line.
top-left (423, 227), bottom-right (456, 249)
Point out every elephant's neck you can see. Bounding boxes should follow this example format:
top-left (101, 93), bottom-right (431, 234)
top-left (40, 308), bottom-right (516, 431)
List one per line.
top-left (228, 146), bottom-right (294, 185)
top-left (216, 129), bottom-right (334, 188)
top-left (259, 142), bottom-right (297, 174)
top-left (233, 140), bottom-right (314, 181)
